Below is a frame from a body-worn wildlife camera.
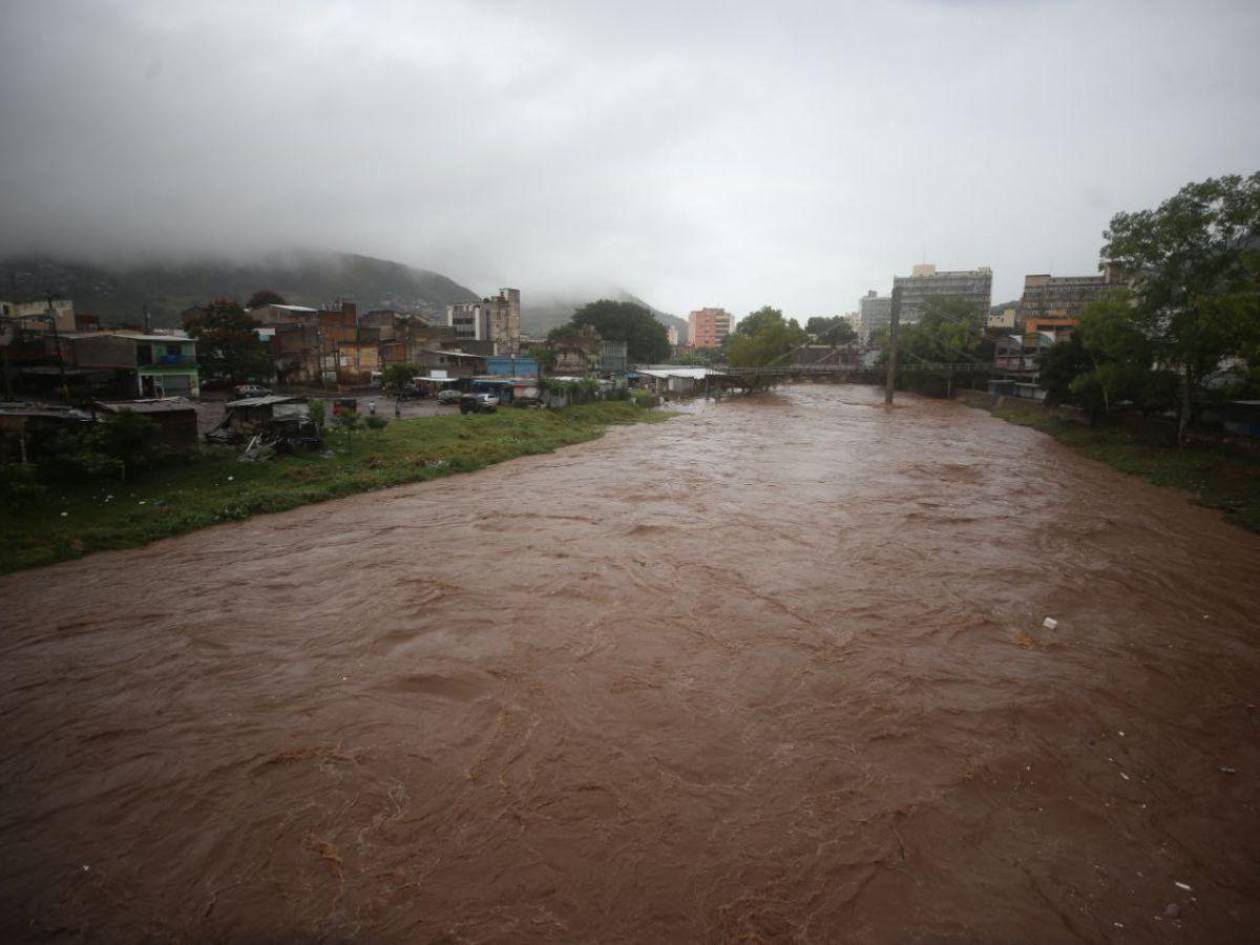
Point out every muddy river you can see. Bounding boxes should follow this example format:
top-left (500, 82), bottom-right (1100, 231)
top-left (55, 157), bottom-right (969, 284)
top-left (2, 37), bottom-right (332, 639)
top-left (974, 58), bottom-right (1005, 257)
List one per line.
top-left (2, 385), bottom-right (1259, 944)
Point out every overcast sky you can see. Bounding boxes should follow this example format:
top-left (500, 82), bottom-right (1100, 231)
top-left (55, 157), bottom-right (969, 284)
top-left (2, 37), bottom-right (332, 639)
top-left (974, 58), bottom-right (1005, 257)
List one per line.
top-left (1, 0), bottom-right (1258, 318)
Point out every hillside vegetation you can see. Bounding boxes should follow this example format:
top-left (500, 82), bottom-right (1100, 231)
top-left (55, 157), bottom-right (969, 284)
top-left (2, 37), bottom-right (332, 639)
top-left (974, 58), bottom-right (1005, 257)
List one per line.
top-left (0, 252), bottom-right (479, 328)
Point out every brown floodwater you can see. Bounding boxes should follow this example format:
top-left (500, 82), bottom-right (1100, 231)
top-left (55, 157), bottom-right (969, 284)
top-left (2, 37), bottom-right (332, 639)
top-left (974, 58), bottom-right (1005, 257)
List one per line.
top-left (2, 384), bottom-right (1259, 944)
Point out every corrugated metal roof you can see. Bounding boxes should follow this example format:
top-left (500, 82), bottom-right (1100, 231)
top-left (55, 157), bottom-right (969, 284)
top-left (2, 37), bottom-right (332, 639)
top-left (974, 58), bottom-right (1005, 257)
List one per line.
top-left (65, 331), bottom-right (194, 342)
top-left (638, 367), bottom-right (728, 380)
top-left (423, 349), bottom-right (485, 359)
top-left (0, 405), bottom-right (94, 421)
top-left (225, 395), bottom-right (307, 408)
top-left (95, 397), bottom-right (197, 414)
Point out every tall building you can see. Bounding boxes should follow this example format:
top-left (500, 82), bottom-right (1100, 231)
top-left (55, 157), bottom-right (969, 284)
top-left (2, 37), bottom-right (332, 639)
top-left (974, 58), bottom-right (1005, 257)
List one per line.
top-left (1017, 266), bottom-right (1123, 328)
top-left (857, 291), bottom-right (892, 342)
top-left (688, 307), bottom-right (731, 349)
top-left (446, 288), bottom-right (521, 355)
top-left (892, 264), bottom-right (993, 326)
top-left (666, 324), bottom-right (681, 347)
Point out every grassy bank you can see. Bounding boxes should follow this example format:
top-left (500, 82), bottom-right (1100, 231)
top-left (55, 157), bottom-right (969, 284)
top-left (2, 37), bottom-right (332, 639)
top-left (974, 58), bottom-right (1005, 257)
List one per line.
top-left (1, 403), bottom-right (673, 575)
top-left (982, 398), bottom-right (1260, 533)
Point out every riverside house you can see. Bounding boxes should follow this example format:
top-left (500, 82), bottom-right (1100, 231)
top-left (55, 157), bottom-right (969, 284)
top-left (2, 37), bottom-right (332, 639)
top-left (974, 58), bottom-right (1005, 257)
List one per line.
top-left (11, 331), bottom-right (200, 399)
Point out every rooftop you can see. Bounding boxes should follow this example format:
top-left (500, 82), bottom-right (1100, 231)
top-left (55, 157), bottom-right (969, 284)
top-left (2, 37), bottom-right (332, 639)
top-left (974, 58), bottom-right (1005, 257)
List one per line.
top-left (64, 330), bottom-right (193, 342)
top-left (95, 397), bottom-right (197, 414)
top-left (224, 394), bottom-right (307, 408)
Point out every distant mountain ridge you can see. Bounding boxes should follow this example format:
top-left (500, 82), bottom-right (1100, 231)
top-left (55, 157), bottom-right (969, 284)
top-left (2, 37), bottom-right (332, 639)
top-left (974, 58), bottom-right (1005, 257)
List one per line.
top-left (0, 252), bottom-right (687, 339)
top-left (0, 252), bottom-right (480, 328)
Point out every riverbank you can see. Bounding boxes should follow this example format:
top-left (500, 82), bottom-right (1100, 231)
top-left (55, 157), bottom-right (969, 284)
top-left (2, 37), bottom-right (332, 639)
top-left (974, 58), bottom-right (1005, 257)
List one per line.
top-left (0, 402), bottom-right (673, 575)
top-left (961, 391), bottom-right (1260, 533)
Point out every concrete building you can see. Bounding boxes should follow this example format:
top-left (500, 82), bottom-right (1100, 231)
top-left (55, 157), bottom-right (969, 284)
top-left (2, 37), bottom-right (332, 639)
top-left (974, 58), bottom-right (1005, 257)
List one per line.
top-left (1, 297), bottom-right (75, 333)
top-left (666, 324), bottom-right (681, 347)
top-left (987, 306), bottom-right (1017, 333)
top-left (247, 303), bottom-right (318, 326)
top-left (1017, 267), bottom-right (1123, 328)
top-left (446, 288), bottom-right (521, 356)
top-left (687, 307), bottom-right (731, 350)
top-left (11, 330), bottom-right (201, 398)
top-left (1024, 318), bottom-right (1079, 341)
top-left (857, 291), bottom-right (892, 343)
top-left (547, 325), bottom-right (602, 374)
top-left (892, 264), bottom-right (993, 326)
top-left (599, 340), bottom-right (629, 374)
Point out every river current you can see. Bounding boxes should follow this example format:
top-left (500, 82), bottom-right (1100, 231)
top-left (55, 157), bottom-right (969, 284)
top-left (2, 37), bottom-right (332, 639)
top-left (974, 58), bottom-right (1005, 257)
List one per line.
top-left (2, 385), bottom-right (1258, 943)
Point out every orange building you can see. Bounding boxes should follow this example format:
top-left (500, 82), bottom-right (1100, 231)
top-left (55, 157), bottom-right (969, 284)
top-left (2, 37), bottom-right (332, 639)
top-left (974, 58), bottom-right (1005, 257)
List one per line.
top-left (687, 307), bottom-right (731, 350)
top-left (1025, 317), bottom-right (1079, 339)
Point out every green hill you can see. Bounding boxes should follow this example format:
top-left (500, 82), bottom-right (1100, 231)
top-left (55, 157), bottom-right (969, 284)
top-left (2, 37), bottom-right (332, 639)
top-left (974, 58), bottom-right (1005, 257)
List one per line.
top-left (0, 252), bottom-right (480, 328)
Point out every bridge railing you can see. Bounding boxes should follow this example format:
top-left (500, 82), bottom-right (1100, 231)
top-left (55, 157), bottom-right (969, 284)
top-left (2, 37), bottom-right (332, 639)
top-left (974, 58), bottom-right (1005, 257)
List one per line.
top-left (717, 361), bottom-right (995, 377)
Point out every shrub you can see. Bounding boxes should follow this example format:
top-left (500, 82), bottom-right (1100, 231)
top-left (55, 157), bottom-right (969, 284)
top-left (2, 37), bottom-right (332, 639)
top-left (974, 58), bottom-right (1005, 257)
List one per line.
top-left (0, 463), bottom-right (46, 500)
top-left (307, 399), bottom-right (326, 430)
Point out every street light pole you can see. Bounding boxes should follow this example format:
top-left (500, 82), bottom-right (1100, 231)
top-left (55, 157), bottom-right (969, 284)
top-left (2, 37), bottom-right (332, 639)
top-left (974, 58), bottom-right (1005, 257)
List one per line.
top-left (884, 285), bottom-right (901, 405)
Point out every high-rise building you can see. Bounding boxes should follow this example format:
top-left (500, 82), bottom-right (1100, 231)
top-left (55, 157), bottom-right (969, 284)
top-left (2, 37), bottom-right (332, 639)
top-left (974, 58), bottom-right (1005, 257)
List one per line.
top-left (1017, 266), bottom-right (1123, 328)
top-left (687, 307), bottom-right (731, 350)
top-left (446, 288), bottom-right (521, 355)
top-left (857, 291), bottom-right (892, 342)
top-left (666, 324), bottom-right (680, 347)
top-left (892, 264), bottom-right (993, 326)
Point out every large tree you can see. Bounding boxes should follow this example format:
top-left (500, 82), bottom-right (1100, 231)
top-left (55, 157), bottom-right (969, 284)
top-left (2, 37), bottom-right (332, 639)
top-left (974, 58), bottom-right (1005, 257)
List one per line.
top-left (570, 299), bottom-right (670, 363)
top-left (1103, 173), bottom-right (1260, 443)
top-left (247, 289), bottom-right (287, 309)
top-left (727, 308), bottom-right (808, 367)
top-left (805, 315), bottom-right (857, 345)
top-left (185, 299), bottom-right (272, 384)
top-left (898, 296), bottom-right (989, 364)
top-left (735, 306), bottom-right (786, 338)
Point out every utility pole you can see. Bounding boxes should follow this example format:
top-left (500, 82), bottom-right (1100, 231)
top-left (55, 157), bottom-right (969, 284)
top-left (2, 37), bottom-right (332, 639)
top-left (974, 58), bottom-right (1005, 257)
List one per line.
top-left (884, 285), bottom-right (901, 405)
top-left (48, 297), bottom-right (68, 401)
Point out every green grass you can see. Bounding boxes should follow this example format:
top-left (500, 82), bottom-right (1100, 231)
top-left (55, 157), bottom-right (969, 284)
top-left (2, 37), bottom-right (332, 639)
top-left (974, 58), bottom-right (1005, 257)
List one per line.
top-left (988, 401), bottom-right (1260, 532)
top-left (0, 403), bottom-right (674, 575)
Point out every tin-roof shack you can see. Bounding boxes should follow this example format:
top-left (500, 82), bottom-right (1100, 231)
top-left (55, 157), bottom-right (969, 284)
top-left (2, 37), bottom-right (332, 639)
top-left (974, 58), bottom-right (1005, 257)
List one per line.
top-left (220, 395), bottom-right (309, 437)
top-left (95, 398), bottom-right (200, 451)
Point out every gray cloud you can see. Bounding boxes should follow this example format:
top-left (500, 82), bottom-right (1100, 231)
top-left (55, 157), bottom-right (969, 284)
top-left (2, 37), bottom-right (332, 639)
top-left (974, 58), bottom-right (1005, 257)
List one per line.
top-left (2, 0), bottom-right (1258, 315)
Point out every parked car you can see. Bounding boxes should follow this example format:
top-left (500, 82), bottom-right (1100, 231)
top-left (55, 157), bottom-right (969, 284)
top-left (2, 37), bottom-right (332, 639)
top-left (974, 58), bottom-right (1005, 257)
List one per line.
top-left (459, 393), bottom-right (498, 414)
top-left (436, 388), bottom-right (462, 405)
top-left (233, 383), bottom-right (271, 399)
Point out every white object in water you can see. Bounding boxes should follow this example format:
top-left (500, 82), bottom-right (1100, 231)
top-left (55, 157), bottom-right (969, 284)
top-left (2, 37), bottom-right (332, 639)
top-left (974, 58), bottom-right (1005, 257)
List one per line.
top-left (1042, 617), bottom-right (1058, 630)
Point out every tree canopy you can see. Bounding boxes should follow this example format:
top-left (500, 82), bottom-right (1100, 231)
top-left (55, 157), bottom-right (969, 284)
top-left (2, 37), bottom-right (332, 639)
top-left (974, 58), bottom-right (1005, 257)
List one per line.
top-left (1103, 172), bottom-right (1260, 441)
top-left (381, 363), bottom-right (418, 396)
top-left (805, 315), bottom-right (856, 345)
top-left (897, 296), bottom-right (990, 365)
top-left (185, 299), bottom-right (272, 383)
top-left (246, 289), bottom-right (286, 309)
top-left (569, 299), bottom-right (670, 363)
top-left (735, 306), bottom-right (786, 338)
top-left (727, 308), bottom-right (807, 367)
